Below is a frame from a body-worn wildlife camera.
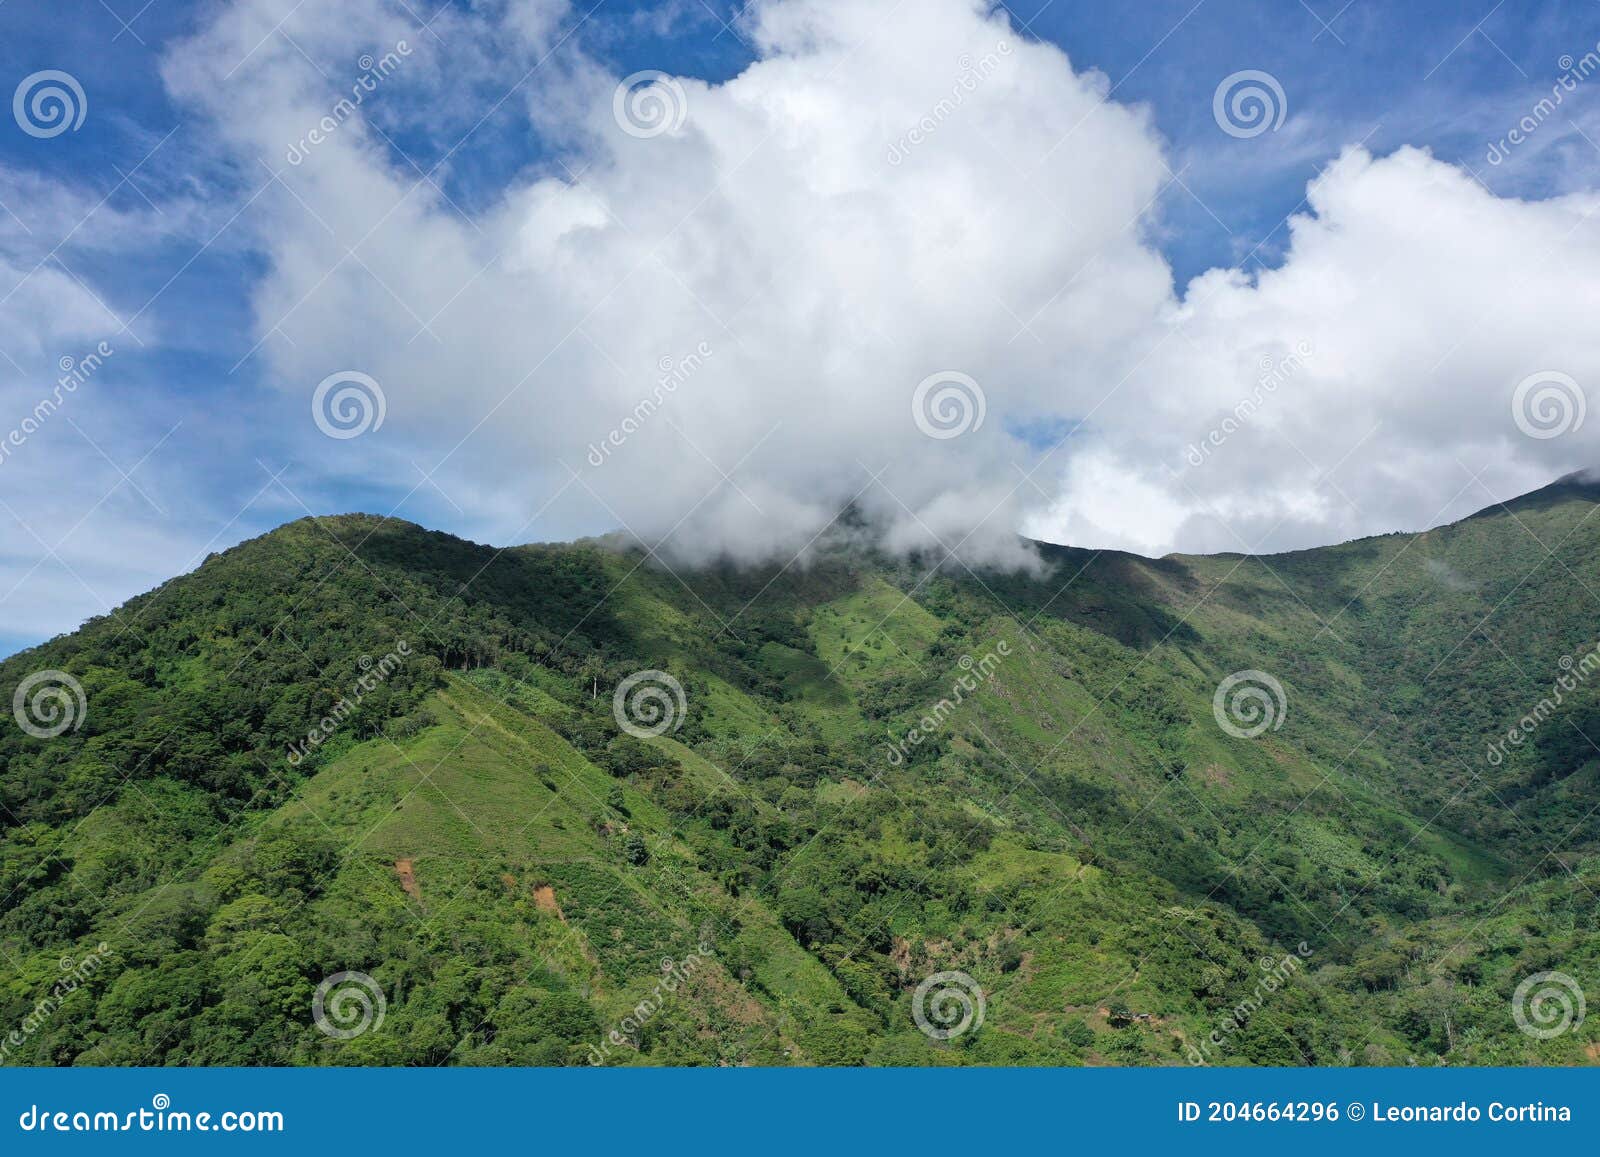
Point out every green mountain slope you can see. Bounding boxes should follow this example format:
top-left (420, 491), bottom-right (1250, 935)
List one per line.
top-left (3, 482), bottom-right (1600, 1067)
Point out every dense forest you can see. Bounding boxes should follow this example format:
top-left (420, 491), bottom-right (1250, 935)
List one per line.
top-left (3, 475), bottom-right (1600, 1065)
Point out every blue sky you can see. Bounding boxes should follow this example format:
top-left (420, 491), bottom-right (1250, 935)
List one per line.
top-left (2, 0), bottom-right (1599, 657)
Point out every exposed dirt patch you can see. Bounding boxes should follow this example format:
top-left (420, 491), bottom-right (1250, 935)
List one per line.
top-left (394, 858), bottom-right (422, 905)
top-left (683, 958), bottom-right (767, 1029)
top-left (533, 883), bottom-right (565, 920)
top-left (890, 936), bottom-right (912, 979)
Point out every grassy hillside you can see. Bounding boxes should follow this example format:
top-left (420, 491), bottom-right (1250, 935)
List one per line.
top-left (3, 483), bottom-right (1600, 1066)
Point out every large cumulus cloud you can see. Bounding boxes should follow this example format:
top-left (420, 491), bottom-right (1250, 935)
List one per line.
top-left (159, 0), bottom-right (1600, 567)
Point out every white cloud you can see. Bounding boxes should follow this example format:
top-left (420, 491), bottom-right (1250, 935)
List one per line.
top-left (6, 0), bottom-right (1598, 656)
top-left (1066, 144), bottom-right (1600, 555)
top-left (103, 0), bottom-right (1600, 567)
top-left (160, 0), bottom-right (1174, 567)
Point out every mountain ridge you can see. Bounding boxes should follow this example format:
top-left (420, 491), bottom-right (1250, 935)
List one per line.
top-left (2, 472), bottom-right (1598, 1065)
top-left (64, 463), bottom-right (1592, 653)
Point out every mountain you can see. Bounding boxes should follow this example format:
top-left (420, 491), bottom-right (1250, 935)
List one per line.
top-left (2, 479), bottom-right (1599, 1066)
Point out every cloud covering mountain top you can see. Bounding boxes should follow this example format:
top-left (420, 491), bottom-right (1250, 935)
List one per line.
top-left (151, 0), bottom-right (1600, 568)
top-left (4, 0), bottom-right (1597, 658)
